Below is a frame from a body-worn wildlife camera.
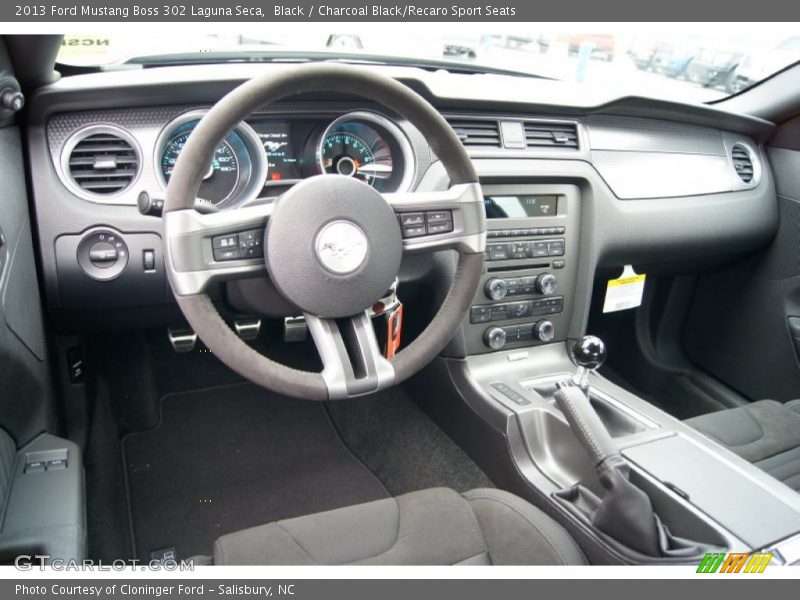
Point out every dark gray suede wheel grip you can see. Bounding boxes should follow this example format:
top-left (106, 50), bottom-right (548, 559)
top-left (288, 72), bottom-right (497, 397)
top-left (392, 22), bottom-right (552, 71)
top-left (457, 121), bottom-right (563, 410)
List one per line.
top-left (165, 63), bottom-right (484, 400)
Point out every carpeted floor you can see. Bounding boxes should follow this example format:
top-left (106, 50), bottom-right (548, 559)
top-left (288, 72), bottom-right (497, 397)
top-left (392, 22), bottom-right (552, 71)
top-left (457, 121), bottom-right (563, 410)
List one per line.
top-left (123, 383), bottom-right (389, 560)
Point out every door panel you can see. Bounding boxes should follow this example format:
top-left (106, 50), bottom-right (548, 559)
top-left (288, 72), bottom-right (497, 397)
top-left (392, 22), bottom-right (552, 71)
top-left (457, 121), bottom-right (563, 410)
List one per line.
top-left (0, 69), bottom-right (54, 444)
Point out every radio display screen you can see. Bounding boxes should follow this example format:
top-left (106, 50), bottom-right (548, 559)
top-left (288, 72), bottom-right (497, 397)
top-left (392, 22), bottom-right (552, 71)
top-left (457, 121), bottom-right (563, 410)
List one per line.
top-left (484, 195), bottom-right (559, 219)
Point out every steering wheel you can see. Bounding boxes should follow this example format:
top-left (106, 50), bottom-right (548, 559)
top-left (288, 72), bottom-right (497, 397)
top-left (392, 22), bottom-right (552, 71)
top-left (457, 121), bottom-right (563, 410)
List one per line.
top-left (163, 63), bottom-right (485, 400)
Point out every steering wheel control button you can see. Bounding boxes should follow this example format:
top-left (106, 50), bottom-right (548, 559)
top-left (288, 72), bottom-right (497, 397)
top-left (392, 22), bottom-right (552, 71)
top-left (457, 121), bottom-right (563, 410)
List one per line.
top-left (266, 175), bottom-right (402, 319)
top-left (483, 326), bottom-right (507, 350)
top-left (398, 209), bottom-right (454, 238)
top-left (315, 220), bottom-right (369, 275)
top-left (212, 229), bottom-right (265, 261)
top-left (484, 278), bottom-right (509, 300)
top-left (77, 230), bottom-right (128, 281)
top-left (400, 212), bottom-right (425, 227)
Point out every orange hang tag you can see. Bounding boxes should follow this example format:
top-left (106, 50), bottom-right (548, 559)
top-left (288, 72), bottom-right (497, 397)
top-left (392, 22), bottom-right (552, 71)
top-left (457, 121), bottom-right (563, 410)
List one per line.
top-left (385, 303), bottom-right (403, 359)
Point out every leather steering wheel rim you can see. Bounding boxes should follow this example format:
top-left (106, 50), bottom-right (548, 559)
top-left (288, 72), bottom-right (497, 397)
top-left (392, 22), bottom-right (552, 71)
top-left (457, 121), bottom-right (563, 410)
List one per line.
top-left (163, 63), bottom-right (485, 400)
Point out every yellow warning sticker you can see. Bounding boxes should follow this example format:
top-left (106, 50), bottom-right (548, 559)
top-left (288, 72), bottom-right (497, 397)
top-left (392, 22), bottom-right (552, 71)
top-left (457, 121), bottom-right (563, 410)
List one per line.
top-left (603, 266), bottom-right (646, 313)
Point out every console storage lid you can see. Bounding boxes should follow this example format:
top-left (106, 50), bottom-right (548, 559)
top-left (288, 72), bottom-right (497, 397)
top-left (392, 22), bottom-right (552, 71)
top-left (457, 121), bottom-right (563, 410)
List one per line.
top-left (622, 433), bottom-right (800, 549)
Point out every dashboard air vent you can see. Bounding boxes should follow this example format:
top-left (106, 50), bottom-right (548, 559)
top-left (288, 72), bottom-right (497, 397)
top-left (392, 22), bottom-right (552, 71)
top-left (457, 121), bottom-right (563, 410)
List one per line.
top-left (731, 144), bottom-right (754, 184)
top-left (66, 130), bottom-right (139, 195)
top-left (523, 121), bottom-right (579, 149)
top-left (447, 119), bottom-right (502, 148)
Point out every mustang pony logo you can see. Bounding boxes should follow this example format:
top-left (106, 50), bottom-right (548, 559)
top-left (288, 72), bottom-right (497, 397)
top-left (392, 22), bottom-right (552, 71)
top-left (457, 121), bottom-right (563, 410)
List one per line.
top-left (315, 221), bottom-right (368, 274)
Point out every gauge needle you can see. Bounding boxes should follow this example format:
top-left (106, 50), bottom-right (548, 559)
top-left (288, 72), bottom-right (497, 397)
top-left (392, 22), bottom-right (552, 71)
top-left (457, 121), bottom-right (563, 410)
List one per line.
top-left (357, 163), bottom-right (393, 179)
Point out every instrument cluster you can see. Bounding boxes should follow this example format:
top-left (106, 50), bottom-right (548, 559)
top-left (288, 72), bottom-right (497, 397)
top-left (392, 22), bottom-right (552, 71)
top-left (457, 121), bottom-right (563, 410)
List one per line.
top-left (156, 110), bottom-right (415, 207)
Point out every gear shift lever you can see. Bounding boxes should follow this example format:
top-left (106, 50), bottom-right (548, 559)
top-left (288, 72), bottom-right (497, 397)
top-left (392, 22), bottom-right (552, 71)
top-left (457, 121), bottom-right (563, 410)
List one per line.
top-left (569, 335), bottom-right (607, 389)
top-left (554, 335), bottom-right (661, 555)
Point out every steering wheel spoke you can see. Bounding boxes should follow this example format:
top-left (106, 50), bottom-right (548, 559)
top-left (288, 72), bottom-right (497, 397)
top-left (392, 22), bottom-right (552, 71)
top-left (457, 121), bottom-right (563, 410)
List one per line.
top-left (384, 182), bottom-right (486, 254)
top-left (164, 202), bottom-right (273, 296)
top-left (305, 311), bottom-right (395, 400)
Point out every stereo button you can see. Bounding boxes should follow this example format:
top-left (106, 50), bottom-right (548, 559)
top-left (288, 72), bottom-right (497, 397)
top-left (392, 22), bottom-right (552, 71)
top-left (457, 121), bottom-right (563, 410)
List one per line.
top-left (488, 244), bottom-right (510, 261)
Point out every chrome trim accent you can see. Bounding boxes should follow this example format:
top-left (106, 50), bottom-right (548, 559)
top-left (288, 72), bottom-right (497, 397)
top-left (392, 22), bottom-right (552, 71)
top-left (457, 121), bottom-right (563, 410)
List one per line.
top-left (317, 110), bottom-right (416, 193)
top-left (234, 319), bottom-right (262, 341)
top-left (442, 113), bottom-right (588, 160)
top-left (768, 532), bottom-right (800, 565)
top-left (153, 109), bottom-right (269, 208)
top-left (167, 327), bottom-right (197, 353)
top-left (163, 203), bottom-right (272, 296)
top-left (730, 141), bottom-right (762, 190)
top-left (58, 124), bottom-right (143, 203)
top-left (305, 311), bottom-right (395, 400)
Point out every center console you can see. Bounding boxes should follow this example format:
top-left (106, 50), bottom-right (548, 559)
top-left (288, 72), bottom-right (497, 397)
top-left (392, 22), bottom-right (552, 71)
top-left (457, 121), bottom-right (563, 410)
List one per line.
top-left (448, 341), bottom-right (800, 564)
top-left (464, 183), bottom-right (580, 355)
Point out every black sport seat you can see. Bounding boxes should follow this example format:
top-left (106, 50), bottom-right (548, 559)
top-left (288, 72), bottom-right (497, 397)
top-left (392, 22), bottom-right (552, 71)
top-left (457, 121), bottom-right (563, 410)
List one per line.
top-left (686, 400), bottom-right (800, 491)
top-left (212, 487), bottom-right (586, 565)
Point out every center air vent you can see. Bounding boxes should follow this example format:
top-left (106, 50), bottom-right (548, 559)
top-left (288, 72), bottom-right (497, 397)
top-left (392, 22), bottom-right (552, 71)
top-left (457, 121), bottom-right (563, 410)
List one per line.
top-left (64, 127), bottom-right (140, 197)
top-left (524, 121), bottom-right (579, 149)
top-left (731, 144), bottom-right (755, 184)
top-left (447, 119), bottom-right (501, 148)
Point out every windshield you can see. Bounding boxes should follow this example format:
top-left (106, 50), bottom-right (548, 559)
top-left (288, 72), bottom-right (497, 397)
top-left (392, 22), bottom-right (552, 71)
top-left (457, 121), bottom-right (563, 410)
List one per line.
top-left (57, 25), bottom-right (800, 103)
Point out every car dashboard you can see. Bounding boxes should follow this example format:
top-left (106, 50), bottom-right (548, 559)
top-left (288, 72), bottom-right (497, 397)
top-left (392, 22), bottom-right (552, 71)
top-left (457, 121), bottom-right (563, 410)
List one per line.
top-left (25, 63), bottom-right (779, 356)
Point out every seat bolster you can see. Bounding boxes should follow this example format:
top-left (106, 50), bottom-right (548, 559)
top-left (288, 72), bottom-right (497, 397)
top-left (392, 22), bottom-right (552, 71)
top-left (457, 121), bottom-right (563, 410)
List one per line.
top-left (786, 399), bottom-right (800, 417)
top-left (686, 400), bottom-right (800, 463)
top-left (463, 488), bottom-right (586, 565)
top-left (214, 488), bottom-right (490, 565)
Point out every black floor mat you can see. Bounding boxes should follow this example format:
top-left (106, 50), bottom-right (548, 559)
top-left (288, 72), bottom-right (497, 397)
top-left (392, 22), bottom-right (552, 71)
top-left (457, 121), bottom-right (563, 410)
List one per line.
top-left (123, 383), bottom-right (389, 560)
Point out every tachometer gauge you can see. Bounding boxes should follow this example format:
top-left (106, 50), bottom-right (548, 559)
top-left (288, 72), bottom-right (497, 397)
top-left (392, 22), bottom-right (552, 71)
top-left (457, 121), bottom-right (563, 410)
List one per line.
top-left (317, 111), bottom-right (414, 193)
top-left (161, 133), bottom-right (240, 204)
top-left (155, 110), bottom-right (268, 208)
top-left (319, 132), bottom-right (391, 187)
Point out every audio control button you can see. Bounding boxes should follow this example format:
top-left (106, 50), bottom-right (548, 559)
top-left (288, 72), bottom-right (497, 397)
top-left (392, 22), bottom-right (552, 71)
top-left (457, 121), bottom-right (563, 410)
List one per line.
top-left (484, 278), bottom-right (509, 300)
top-left (489, 305), bottom-right (508, 321)
top-left (470, 305), bottom-right (492, 324)
top-left (508, 301), bottom-right (533, 319)
top-left (535, 320), bottom-right (556, 342)
top-left (484, 327), bottom-right (507, 350)
top-left (547, 240), bottom-right (565, 256)
top-left (488, 243), bottom-right (510, 261)
top-left (531, 242), bottom-right (549, 258)
top-left (535, 273), bottom-right (558, 296)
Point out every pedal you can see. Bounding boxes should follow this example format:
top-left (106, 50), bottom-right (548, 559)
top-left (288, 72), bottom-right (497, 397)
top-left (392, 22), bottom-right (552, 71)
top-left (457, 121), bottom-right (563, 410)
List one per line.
top-left (234, 319), bottom-right (261, 341)
top-left (168, 327), bottom-right (197, 353)
top-left (284, 316), bottom-right (308, 342)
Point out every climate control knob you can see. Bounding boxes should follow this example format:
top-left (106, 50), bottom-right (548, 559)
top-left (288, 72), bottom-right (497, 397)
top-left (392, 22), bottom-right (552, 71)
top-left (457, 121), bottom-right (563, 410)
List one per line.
top-left (534, 320), bottom-right (556, 342)
top-left (483, 327), bottom-right (507, 350)
top-left (484, 278), bottom-right (509, 301)
top-left (535, 273), bottom-right (558, 296)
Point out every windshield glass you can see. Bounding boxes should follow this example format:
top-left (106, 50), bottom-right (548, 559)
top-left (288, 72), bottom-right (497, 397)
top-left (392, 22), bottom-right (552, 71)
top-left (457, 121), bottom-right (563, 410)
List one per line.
top-left (57, 25), bottom-right (800, 103)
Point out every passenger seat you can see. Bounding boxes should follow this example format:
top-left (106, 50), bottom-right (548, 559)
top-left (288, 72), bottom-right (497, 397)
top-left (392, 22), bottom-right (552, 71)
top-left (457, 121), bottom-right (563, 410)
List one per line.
top-left (685, 400), bottom-right (800, 491)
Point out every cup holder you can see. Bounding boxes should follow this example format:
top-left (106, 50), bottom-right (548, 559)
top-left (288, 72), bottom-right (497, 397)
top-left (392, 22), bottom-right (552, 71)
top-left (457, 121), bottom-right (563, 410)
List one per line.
top-left (522, 374), bottom-right (655, 439)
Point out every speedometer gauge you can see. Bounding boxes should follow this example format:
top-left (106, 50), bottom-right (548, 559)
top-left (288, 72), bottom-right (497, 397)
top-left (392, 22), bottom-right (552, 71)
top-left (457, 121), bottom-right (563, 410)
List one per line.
top-left (161, 133), bottom-right (240, 204)
top-left (317, 111), bottom-right (414, 193)
top-left (155, 110), bottom-right (268, 208)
